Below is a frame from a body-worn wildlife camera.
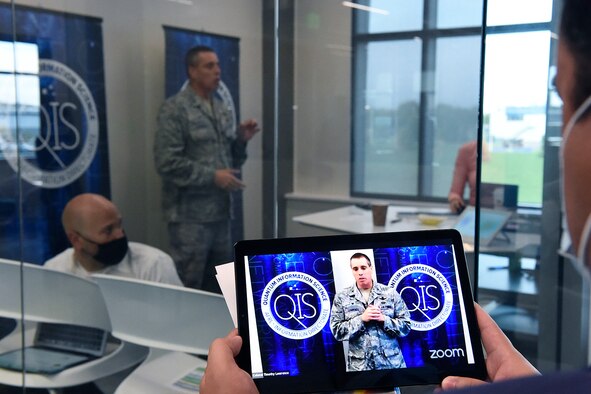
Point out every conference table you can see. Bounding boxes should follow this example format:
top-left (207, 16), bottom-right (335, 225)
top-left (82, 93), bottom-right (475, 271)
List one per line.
top-left (293, 205), bottom-right (455, 233)
top-left (292, 204), bottom-right (540, 254)
top-left (292, 204), bottom-right (540, 297)
top-left (292, 204), bottom-right (541, 343)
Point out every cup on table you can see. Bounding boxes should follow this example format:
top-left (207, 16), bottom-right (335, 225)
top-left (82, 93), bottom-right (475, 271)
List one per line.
top-left (371, 203), bottom-right (388, 227)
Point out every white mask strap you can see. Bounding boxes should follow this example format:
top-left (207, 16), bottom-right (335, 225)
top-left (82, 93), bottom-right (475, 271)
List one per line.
top-left (576, 214), bottom-right (591, 264)
top-left (563, 94), bottom-right (591, 141)
top-left (560, 94), bottom-right (591, 260)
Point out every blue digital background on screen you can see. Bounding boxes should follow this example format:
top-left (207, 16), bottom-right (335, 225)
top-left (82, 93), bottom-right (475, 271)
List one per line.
top-left (248, 252), bottom-right (338, 377)
top-left (373, 245), bottom-right (469, 368)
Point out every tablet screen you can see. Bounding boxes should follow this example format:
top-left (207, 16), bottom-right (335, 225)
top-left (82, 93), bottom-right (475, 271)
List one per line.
top-left (234, 229), bottom-right (486, 393)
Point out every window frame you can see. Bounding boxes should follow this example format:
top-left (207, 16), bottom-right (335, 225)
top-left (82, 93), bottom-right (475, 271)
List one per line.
top-left (350, 2), bottom-right (553, 207)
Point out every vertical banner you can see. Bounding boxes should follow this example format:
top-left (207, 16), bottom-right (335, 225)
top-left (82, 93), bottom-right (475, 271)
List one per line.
top-left (0, 5), bottom-right (110, 264)
top-left (163, 26), bottom-right (243, 243)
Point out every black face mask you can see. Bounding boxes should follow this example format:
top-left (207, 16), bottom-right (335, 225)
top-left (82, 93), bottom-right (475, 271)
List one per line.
top-left (79, 233), bottom-right (129, 267)
top-left (93, 235), bottom-right (129, 266)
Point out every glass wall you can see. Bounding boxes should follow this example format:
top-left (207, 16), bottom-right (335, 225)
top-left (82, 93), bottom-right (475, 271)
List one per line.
top-left (351, 0), bottom-right (482, 201)
top-left (0, 0), bottom-right (590, 392)
top-left (281, 0), bottom-right (589, 387)
top-left (1, 0), bottom-right (264, 391)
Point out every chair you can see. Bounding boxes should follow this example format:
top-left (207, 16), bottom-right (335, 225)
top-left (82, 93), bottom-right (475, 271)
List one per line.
top-left (0, 259), bottom-right (148, 389)
top-left (92, 275), bottom-right (234, 393)
top-left (92, 274), bottom-right (234, 355)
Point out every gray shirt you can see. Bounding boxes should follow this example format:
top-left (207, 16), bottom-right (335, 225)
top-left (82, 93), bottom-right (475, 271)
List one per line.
top-left (154, 88), bottom-right (247, 222)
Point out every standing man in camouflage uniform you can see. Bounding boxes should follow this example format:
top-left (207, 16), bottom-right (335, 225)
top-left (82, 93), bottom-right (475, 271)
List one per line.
top-left (154, 45), bottom-right (259, 292)
top-left (330, 252), bottom-right (411, 371)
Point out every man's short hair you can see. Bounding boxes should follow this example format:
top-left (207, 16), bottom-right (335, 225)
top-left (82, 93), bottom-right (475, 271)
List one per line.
top-left (185, 45), bottom-right (215, 77)
top-left (560, 0), bottom-right (591, 116)
top-left (350, 252), bottom-right (372, 266)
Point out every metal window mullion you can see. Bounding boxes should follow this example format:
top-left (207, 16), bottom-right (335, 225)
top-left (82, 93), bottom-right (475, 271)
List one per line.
top-left (417, 0), bottom-right (438, 197)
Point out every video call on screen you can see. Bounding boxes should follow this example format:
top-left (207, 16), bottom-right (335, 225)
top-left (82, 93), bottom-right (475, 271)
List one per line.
top-left (243, 241), bottom-right (477, 379)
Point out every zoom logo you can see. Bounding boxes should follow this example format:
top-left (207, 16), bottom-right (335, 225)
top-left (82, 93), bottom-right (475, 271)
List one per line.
top-left (0, 59), bottom-right (99, 188)
top-left (389, 264), bottom-right (453, 331)
top-left (430, 348), bottom-right (465, 359)
top-left (260, 272), bottom-right (331, 340)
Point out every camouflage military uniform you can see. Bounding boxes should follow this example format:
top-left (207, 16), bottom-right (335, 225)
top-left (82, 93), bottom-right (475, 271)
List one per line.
top-left (154, 87), bottom-right (247, 291)
top-left (330, 282), bottom-right (411, 371)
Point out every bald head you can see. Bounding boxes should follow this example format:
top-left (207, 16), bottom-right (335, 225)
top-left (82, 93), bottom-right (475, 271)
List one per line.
top-left (61, 194), bottom-right (126, 271)
top-left (62, 194), bottom-right (122, 241)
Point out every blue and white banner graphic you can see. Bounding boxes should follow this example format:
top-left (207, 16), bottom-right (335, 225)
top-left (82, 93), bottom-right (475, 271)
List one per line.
top-left (0, 5), bottom-right (110, 264)
top-left (374, 245), bottom-right (468, 367)
top-left (163, 26), bottom-right (243, 242)
top-left (248, 252), bottom-right (339, 377)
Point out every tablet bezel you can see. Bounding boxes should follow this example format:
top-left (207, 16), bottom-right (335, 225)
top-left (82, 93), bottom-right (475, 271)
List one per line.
top-left (234, 229), bottom-right (486, 393)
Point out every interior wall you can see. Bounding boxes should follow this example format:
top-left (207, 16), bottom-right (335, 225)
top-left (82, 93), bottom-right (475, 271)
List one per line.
top-left (9, 0), bottom-right (264, 251)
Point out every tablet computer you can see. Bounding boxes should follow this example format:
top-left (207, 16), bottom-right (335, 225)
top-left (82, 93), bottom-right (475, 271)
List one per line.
top-left (234, 229), bottom-right (486, 393)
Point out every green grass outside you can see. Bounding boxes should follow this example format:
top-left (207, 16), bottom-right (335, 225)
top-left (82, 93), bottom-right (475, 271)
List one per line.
top-left (482, 151), bottom-right (544, 206)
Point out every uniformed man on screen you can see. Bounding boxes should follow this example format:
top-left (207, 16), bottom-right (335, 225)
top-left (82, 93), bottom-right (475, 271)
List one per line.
top-left (330, 252), bottom-right (411, 371)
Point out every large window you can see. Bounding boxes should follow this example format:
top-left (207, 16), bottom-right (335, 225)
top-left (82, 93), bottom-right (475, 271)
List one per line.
top-left (351, 0), bottom-right (483, 201)
top-left (351, 0), bottom-right (554, 207)
top-left (482, 0), bottom-right (553, 206)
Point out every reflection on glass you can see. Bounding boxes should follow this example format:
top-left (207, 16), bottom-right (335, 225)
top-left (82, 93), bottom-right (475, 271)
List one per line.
top-left (353, 39), bottom-right (421, 196)
top-left (0, 42), bottom-right (40, 162)
top-left (482, 31), bottom-right (551, 206)
top-left (361, 0), bottom-right (424, 33)
top-left (437, 0), bottom-right (484, 28)
top-left (486, 0), bottom-right (553, 26)
top-left (0, 41), bottom-right (39, 73)
top-left (432, 36), bottom-right (482, 199)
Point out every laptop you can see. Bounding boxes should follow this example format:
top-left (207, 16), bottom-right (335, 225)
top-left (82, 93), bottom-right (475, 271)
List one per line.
top-left (454, 206), bottom-right (513, 246)
top-left (480, 183), bottom-right (519, 210)
top-left (0, 322), bottom-right (108, 374)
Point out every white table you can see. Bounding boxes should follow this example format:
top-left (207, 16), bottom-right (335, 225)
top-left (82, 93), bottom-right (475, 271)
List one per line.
top-left (0, 260), bottom-right (149, 390)
top-left (115, 349), bottom-right (206, 394)
top-left (293, 205), bottom-right (456, 234)
top-left (0, 322), bottom-right (148, 389)
top-left (292, 205), bottom-right (540, 254)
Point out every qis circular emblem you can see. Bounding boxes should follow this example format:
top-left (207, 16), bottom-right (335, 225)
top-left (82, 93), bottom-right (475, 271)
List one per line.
top-left (0, 59), bottom-right (99, 188)
top-left (260, 272), bottom-right (331, 340)
top-left (389, 264), bottom-right (454, 331)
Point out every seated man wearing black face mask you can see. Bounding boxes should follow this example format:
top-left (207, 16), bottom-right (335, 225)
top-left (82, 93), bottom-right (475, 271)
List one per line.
top-left (44, 193), bottom-right (183, 286)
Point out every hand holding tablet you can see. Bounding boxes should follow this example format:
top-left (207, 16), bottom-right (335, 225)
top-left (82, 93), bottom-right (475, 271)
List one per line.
top-left (232, 229), bottom-right (487, 393)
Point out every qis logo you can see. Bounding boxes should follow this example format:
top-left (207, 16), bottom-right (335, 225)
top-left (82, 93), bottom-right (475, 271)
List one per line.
top-left (0, 59), bottom-right (98, 188)
top-left (389, 264), bottom-right (454, 331)
top-left (260, 272), bottom-right (331, 340)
